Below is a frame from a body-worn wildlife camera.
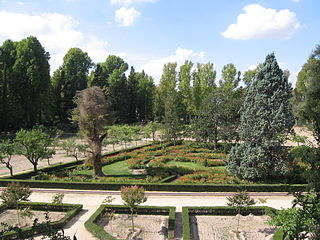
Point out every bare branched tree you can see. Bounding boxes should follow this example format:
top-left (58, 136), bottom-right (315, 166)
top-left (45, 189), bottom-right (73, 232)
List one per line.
top-left (73, 86), bottom-right (110, 176)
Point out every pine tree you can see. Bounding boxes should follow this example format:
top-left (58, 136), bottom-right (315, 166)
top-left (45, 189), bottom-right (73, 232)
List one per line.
top-left (227, 53), bottom-right (294, 180)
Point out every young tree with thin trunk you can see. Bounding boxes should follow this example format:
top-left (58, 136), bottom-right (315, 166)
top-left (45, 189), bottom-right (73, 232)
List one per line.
top-left (0, 139), bottom-right (16, 176)
top-left (15, 126), bottom-right (55, 173)
top-left (121, 185), bottom-right (147, 232)
top-left (73, 86), bottom-right (110, 176)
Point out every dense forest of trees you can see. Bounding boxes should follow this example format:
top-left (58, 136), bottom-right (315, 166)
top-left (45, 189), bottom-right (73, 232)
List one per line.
top-left (0, 35), bottom-right (318, 136)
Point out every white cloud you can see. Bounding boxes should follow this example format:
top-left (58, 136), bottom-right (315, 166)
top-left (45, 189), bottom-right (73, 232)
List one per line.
top-left (110, 0), bottom-right (156, 6)
top-left (16, 1), bottom-right (24, 5)
top-left (246, 65), bottom-right (257, 71)
top-left (222, 4), bottom-right (301, 40)
top-left (0, 11), bottom-right (109, 71)
top-left (141, 47), bottom-right (205, 83)
top-left (115, 7), bottom-right (140, 26)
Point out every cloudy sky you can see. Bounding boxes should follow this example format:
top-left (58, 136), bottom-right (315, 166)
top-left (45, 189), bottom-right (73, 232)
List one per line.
top-left (0, 0), bottom-right (319, 85)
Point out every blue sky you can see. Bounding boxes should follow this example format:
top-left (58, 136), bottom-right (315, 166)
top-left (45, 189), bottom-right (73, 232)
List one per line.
top-left (0, 0), bottom-right (319, 85)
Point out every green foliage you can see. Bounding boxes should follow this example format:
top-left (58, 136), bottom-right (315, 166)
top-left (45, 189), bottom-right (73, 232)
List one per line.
top-left (52, 193), bottom-right (64, 204)
top-left (0, 139), bottom-right (17, 176)
top-left (228, 53), bottom-right (295, 180)
top-left (289, 146), bottom-right (320, 190)
top-left (0, 182), bottom-right (31, 226)
top-left (193, 88), bottom-right (243, 146)
top-left (13, 36), bottom-right (52, 128)
top-left (192, 62), bottom-right (217, 113)
top-left (15, 126), bottom-right (55, 173)
top-left (226, 191), bottom-right (256, 208)
top-left (178, 60), bottom-right (194, 120)
top-left (299, 45), bottom-right (320, 143)
top-left (144, 121), bottom-right (162, 141)
top-left (52, 47), bottom-right (92, 123)
top-left (163, 92), bottom-right (183, 143)
top-left (227, 191), bottom-right (256, 233)
top-left (219, 63), bottom-right (240, 91)
top-left (121, 185), bottom-right (147, 231)
top-left (0, 202), bottom-right (82, 240)
top-left (269, 191), bottom-right (320, 239)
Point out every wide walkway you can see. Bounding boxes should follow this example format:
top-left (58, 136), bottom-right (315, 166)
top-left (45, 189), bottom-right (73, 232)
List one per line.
top-left (27, 189), bottom-right (295, 240)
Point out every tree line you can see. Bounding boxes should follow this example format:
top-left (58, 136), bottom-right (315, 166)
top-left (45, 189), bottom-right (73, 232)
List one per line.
top-left (1, 35), bottom-right (258, 132)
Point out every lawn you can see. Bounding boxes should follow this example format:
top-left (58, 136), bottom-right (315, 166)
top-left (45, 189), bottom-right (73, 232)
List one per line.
top-left (167, 160), bottom-right (207, 170)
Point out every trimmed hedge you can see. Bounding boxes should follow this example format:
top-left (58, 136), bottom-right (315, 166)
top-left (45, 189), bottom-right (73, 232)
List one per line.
top-left (1, 142), bottom-right (154, 180)
top-left (0, 202), bottom-right (82, 239)
top-left (85, 204), bottom-right (176, 240)
top-left (182, 206), bottom-right (279, 240)
top-left (0, 178), bottom-right (307, 192)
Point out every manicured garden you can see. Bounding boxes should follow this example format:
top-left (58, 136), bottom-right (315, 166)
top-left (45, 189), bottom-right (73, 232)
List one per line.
top-left (6, 141), bottom-right (251, 185)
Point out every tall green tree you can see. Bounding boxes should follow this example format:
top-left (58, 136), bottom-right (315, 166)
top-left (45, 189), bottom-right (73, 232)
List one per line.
top-left (219, 63), bottom-right (240, 91)
top-left (178, 60), bottom-right (193, 121)
top-left (228, 53), bottom-right (295, 180)
top-left (12, 36), bottom-right (52, 127)
top-left (0, 40), bottom-right (19, 131)
top-left (136, 70), bottom-right (155, 121)
top-left (153, 62), bottom-right (178, 120)
top-left (192, 62), bottom-right (216, 113)
top-left (242, 64), bottom-right (263, 87)
top-left (193, 88), bottom-right (243, 147)
top-left (127, 67), bottom-right (138, 122)
top-left (299, 45), bottom-right (320, 143)
top-left (52, 47), bottom-right (92, 123)
top-left (91, 55), bottom-right (129, 122)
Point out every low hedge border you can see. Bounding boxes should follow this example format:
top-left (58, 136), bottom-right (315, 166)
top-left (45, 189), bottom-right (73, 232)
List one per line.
top-left (85, 204), bottom-right (176, 240)
top-left (182, 206), bottom-right (280, 240)
top-left (0, 202), bottom-right (83, 239)
top-left (0, 179), bottom-right (307, 192)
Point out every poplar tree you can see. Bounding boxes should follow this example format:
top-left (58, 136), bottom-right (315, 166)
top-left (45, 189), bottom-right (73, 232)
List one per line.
top-left (227, 53), bottom-right (294, 180)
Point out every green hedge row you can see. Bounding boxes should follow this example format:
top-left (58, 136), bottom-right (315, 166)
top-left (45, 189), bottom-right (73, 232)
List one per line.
top-left (0, 178), bottom-right (307, 192)
top-left (182, 206), bottom-right (279, 240)
top-left (0, 202), bottom-right (82, 239)
top-left (2, 142), bottom-right (154, 180)
top-left (85, 204), bottom-right (176, 240)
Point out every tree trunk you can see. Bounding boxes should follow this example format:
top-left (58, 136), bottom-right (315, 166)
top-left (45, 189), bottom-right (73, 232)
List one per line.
top-left (131, 208), bottom-right (135, 232)
top-left (8, 165), bottom-right (13, 177)
top-left (89, 138), bottom-right (105, 177)
top-left (33, 162), bottom-right (38, 173)
top-left (93, 153), bottom-right (104, 176)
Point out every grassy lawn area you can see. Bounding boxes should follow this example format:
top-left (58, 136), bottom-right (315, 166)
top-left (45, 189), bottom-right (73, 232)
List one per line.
top-left (167, 160), bottom-right (206, 170)
top-left (102, 161), bottom-right (131, 175)
top-left (77, 161), bottom-right (131, 176)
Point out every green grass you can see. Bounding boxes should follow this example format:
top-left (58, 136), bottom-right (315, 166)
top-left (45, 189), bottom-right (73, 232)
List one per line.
top-left (167, 160), bottom-right (206, 170)
top-left (102, 161), bottom-right (131, 175)
top-left (78, 161), bottom-right (131, 176)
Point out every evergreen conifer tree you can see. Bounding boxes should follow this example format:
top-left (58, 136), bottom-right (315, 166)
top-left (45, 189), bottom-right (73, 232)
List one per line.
top-left (227, 53), bottom-right (294, 180)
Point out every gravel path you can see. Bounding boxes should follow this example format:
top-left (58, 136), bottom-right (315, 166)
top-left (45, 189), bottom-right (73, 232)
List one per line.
top-left (20, 190), bottom-right (295, 240)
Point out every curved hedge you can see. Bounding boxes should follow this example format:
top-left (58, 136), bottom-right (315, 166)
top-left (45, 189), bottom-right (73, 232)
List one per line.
top-left (85, 204), bottom-right (176, 240)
